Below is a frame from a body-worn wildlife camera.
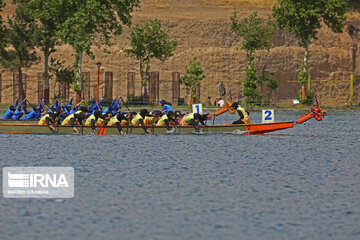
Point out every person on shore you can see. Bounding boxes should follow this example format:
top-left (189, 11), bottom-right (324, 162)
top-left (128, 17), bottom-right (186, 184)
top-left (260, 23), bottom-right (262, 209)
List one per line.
top-left (160, 100), bottom-right (173, 114)
top-left (217, 98), bottom-right (225, 107)
top-left (61, 106), bottom-right (88, 134)
top-left (230, 102), bottom-right (250, 124)
top-left (131, 109), bottom-right (152, 134)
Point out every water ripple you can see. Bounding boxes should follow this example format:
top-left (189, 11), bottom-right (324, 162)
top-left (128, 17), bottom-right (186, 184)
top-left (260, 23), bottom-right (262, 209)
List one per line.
top-left (0, 111), bottom-right (359, 240)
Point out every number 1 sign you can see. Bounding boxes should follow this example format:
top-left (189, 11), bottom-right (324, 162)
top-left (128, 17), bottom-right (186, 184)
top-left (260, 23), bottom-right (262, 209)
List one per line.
top-left (262, 109), bottom-right (274, 123)
top-left (192, 104), bottom-right (203, 114)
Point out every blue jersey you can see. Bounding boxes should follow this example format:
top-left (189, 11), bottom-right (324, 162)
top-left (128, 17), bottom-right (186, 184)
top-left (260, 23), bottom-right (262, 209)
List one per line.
top-left (64, 108), bottom-right (71, 116)
top-left (70, 106), bottom-right (78, 114)
top-left (24, 110), bottom-right (41, 119)
top-left (12, 110), bottom-right (24, 119)
top-left (3, 109), bottom-right (14, 119)
top-left (11, 101), bottom-right (25, 119)
top-left (162, 104), bottom-right (173, 114)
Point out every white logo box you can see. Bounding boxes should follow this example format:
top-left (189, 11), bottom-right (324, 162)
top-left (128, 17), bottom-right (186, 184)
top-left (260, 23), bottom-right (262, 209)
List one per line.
top-left (3, 167), bottom-right (74, 198)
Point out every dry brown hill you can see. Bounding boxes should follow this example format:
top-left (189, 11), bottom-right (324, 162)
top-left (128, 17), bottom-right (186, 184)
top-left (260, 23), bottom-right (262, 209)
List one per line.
top-left (1, 0), bottom-right (359, 106)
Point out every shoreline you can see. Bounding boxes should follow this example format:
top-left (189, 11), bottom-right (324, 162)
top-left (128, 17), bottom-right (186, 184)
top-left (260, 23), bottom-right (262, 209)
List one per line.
top-left (1, 105), bottom-right (360, 113)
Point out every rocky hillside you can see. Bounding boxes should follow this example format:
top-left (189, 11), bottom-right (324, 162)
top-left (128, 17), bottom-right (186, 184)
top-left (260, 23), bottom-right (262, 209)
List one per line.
top-left (1, 0), bottom-right (359, 106)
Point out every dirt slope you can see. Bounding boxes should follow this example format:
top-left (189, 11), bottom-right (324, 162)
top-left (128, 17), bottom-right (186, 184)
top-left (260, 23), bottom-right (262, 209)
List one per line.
top-left (0, 0), bottom-right (359, 105)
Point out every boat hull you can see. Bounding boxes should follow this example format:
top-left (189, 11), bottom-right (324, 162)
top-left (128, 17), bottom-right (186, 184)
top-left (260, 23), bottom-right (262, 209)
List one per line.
top-left (0, 119), bottom-right (39, 124)
top-left (0, 121), bottom-right (294, 135)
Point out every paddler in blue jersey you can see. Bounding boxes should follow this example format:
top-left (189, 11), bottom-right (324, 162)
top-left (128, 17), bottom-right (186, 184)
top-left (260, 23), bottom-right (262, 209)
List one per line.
top-left (63, 98), bottom-right (73, 116)
top-left (61, 106), bottom-right (88, 134)
top-left (160, 100), bottom-right (173, 114)
top-left (3, 99), bottom-right (20, 119)
top-left (11, 98), bottom-right (27, 119)
top-left (131, 109), bottom-right (152, 134)
top-left (91, 98), bottom-right (103, 113)
top-left (24, 106), bottom-right (43, 119)
top-left (70, 100), bottom-right (85, 114)
top-left (230, 102), bottom-right (250, 124)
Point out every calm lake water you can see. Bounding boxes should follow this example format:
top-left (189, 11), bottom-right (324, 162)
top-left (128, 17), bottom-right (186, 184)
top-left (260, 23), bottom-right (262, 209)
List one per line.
top-left (0, 110), bottom-right (359, 240)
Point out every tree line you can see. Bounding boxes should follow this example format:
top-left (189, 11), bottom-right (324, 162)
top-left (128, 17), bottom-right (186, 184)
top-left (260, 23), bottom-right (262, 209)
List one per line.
top-left (0, 0), bottom-right (141, 103)
top-left (0, 0), bottom-right (357, 106)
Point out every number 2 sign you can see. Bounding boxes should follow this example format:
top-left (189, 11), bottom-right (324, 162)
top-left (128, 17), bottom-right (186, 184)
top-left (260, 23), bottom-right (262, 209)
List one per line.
top-left (262, 109), bottom-right (274, 123)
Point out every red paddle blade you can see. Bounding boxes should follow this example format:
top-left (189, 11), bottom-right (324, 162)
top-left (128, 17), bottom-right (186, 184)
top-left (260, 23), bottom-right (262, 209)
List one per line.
top-left (99, 127), bottom-right (107, 135)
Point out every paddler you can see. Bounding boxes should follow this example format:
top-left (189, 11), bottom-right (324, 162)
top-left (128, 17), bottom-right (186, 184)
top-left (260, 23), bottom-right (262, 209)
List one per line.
top-left (11, 98), bottom-right (27, 119)
top-left (3, 99), bottom-right (19, 119)
top-left (107, 112), bottom-right (132, 134)
top-left (70, 100), bottom-right (84, 114)
top-left (180, 112), bottom-right (211, 132)
top-left (38, 111), bottom-right (61, 132)
top-left (156, 111), bottom-right (177, 131)
top-left (3, 105), bottom-right (16, 119)
top-left (160, 99), bottom-right (173, 114)
top-left (61, 106), bottom-right (88, 134)
top-left (230, 102), bottom-right (250, 124)
top-left (63, 98), bottom-right (73, 116)
top-left (84, 110), bottom-right (107, 134)
top-left (144, 110), bottom-right (162, 126)
top-left (24, 106), bottom-right (43, 119)
top-left (131, 109), bottom-right (152, 134)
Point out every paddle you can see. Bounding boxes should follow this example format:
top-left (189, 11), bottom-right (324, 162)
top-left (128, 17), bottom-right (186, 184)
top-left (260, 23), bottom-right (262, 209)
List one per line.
top-left (44, 102), bottom-right (52, 111)
top-left (26, 99), bottom-right (35, 110)
top-left (120, 96), bottom-right (131, 112)
top-left (98, 119), bottom-right (108, 135)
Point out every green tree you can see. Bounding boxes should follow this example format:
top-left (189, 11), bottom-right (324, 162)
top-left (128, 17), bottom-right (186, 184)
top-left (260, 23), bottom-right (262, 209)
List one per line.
top-left (179, 57), bottom-right (205, 104)
top-left (257, 66), bottom-right (278, 106)
top-left (16, 0), bottom-right (68, 103)
top-left (0, 3), bottom-right (38, 100)
top-left (273, 0), bottom-right (348, 102)
top-left (125, 19), bottom-right (177, 105)
top-left (0, 0), bottom-right (6, 51)
top-left (49, 58), bottom-right (75, 96)
top-left (59, 0), bottom-right (140, 103)
top-left (231, 11), bottom-right (274, 105)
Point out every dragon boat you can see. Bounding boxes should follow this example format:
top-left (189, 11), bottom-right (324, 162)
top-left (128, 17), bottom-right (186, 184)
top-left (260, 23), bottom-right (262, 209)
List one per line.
top-left (0, 93), bottom-right (327, 135)
top-left (0, 121), bottom-right (294, 135)
top-left (0, 96), bottom-right (326, 135)
top-left (0, 118), bottom-right (38, 124)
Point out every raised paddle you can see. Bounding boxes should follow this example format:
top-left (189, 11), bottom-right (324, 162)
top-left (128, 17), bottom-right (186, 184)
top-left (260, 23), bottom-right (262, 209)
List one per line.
top-left (120, 96), bottom-right (131, 112)
top-left (25, 99), bottom-right (36, 110)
